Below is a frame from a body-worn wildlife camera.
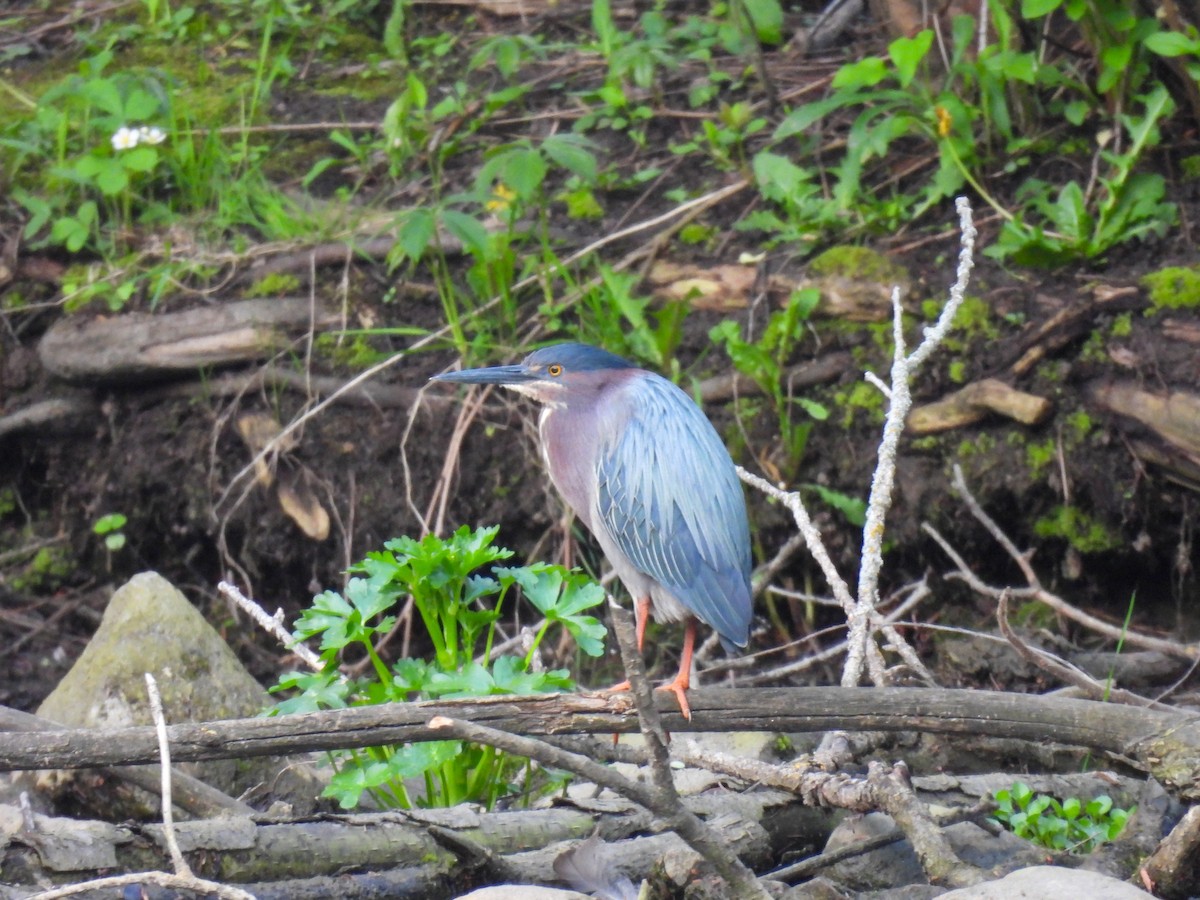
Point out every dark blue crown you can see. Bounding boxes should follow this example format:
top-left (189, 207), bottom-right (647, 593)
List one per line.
top-left (523, 343), bottom-right (636, 372)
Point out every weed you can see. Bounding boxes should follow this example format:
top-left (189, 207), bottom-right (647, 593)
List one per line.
top-left (711, 287), bottom-right (827, 476)
top-left (270, 526), bottom-right (607, 810)
top-left (991, 781), bottom-right (1132, 853)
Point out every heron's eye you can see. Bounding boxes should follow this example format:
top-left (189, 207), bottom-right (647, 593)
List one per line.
top-left (547, 364), bottom-right (563, 377)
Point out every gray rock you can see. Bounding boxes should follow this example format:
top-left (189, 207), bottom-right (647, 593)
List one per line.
top-left (455, 888), bottom-right (590, 900)
top-left (937, 865), bottom-right (1153, 899)
top-left (35, 572), bottom-right (285, 815)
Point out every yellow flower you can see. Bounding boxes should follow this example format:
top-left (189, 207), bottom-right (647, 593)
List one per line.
top-left (935, 106), bottom-right (952, 138)
top-left (485, 183), bottom-right (517, 213)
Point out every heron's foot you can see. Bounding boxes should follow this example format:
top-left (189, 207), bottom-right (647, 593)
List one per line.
top-left (596, 679), bottom-right (631, 695)
top-left (655, 676), bottom-right (692, 720)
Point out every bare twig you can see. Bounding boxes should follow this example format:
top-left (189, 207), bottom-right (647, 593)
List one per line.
top-left (679, 744), bottom-right (985, 888)
top-left (996, 591), bottom-right (1164, 709)
top-left (145, 674), bottom-right (192, 879)
top-left (924, 467), bottom-right (1199, 662)
top-left (218, 580), bottom-right (325, 672)
top-left (426, 713), bottom-right (771, 898)
top-left (25, 679), bottom-right (254, 900)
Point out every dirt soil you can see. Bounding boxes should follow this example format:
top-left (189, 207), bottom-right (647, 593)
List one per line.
top-left (2, 3), bottom-right (1200, 726)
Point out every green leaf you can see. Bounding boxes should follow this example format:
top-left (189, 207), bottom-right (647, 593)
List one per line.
top-left (1020, 0), bottom-right (1062, 16)
top-left (440, 209), bottom-right (490, 259)
top-left (542, 134), bottom-right (598, 182)
top-left (888, 30), bottom-right (933, 88)
top-left (293, 589), bottom-right (355, 647)
top-left (270, 670), bottom-right (352, 712)
top-left (344, 574), bottom-right (398, 622)
top-left (120, 146), bottom-right (158, 173)
top-left (774, 95), bottom-right (847, 139)
top-left (395, 207), bottom-right (437, 263)
top-left (832, 56), bottom-right (888, 90)
top-left (1052, 181), bottom-right (1089, 240)
top-left (808, 484), bottom-right (866, 526)
top-left (1144, 30), bottom-right (1199, 57)
top-left (94, 160), bottom-right (130, 196)
top-left (752, 151), bottom-right (809, 200)
top-left (123, 88), bottom-right (160, 120)
top-left (742, 0), bottom-right (783, 44)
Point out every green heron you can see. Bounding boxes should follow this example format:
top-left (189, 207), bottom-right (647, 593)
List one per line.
top-left (432, 343), bottom-right (752, 718)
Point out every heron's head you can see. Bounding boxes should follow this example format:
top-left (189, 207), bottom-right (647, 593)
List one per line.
top-left (431, 343), bottom-right (636, 406)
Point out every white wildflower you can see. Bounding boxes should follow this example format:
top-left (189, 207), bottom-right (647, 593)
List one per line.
top-left (111, 126), bottom-right (139, 151)
top-left (138, 125), bottom-right (166, 145)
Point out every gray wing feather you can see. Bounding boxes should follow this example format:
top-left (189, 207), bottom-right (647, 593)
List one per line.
top-left (596, 375), bottom-right (752, 647)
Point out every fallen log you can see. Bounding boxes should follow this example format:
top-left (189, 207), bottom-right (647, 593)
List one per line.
top-left (1, 688), bottom-right (1198, 798)
top-left (37, 297), bottom-right (337, 383)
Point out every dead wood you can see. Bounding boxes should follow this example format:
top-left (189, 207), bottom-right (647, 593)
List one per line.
top-left (37, 297), bottom-right (337, 384)
top-left (0, 792), bottom-right (780, 891)
top-left (907, 379), bottom-right (1052, 433)
top-left (1087, 380), bottom-right (1200, 488)
top-left (0, 688), bottom-right (1198, 798)
top-left (0, 705), bottom-right (251, 819)
top-left (1141, 804), bottom-right (1200, 898)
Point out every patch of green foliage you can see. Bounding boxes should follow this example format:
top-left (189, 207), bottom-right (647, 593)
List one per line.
top-left (807, 245), bottom-right (909, 286)
top-left (1033, 506), bottom-right (1120, 554)
top-left (270, 525), bottom-right (607, 810)
top-left (11, 545), bottom-right (74, 593)
top-left (991, 781), bottom-right (1132, 853)
top-left (1140, 266), bottom-right (1200, 312)
top-left (711, 287), bottom-right (828, 476)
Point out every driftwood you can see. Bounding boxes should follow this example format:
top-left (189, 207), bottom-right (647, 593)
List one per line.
top-left (907, 379), bottom-right (1052, 433)
top-left (1, 688), bottom-right (1198, 798)
top-left (37, 297), bottom-right (337, 383)
top-left (0, 788), bottom-right (791, 893)
top-left (1088, 380), bottom-right (1200, 488)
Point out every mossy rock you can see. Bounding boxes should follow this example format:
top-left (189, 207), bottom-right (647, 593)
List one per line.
top-left (807, 245), bottom-right (911, 293)
top-left (36, 572), bottom-right (282, 815)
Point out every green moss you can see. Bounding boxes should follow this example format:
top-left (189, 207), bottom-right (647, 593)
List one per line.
top-left (1066, 409), bottom-right (1094, 441)
top-left (1181, 155), bottom-right (1200, 182)
top-left (12, 546), bottom-right (73, 592)
top-left (1141, 266), bottom-right (1200, 312)
top-left (1078, 329), bottom-right (1109, 364)
top-left (1109, 312), bottom-right (1133, 337)
top-left (245, 273), bottom-right (301, 297)
top-left (1033, 506), bottom-right (1120, 553)
top-left (1026, 438), bottom-right (1056, 476)
top-left (808, 245), bottom-right (910, 288)
top-left (956, 432), bottom-right (996, 458)
top-left (959, 295), bottom-right (997, 338)
top-left (948, 360), bottom-right (966, 383)
top-left (837, 380), bottom-right (885, 428)
top-left (316, 333), bottom-right (384, 370)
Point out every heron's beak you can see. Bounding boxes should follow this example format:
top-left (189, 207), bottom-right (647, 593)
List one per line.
top-left (430, 364), bottom-right (538, 386)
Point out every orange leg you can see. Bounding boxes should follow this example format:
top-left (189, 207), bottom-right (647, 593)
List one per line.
top-left (634, 595), bottom-right (651, 652)
top-left (654, 618), bottom-right (697, 720)
top-left (601, 596), bottom-right (653, 695)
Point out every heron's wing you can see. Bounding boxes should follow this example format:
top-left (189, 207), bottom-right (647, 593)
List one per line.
top-left (596, 374), bottom-right (752, 647)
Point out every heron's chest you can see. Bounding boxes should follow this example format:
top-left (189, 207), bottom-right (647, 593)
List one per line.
top-left (539, 403), bottom-right (617, 528)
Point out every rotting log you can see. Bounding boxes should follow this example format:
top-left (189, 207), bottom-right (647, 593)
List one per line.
top-left (0, 790), bottom-right (779, 890)
top-left (37, 297), bottom-right (337, 383)
top-left (2, 688), bottom-right (1199, 799)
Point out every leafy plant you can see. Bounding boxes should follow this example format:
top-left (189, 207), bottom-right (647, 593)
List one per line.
top-left (270, 525), bottom-right (607, 810)
top-left (93, 513), bottom-right (128, 552)
top-left (710, 287), bottom-right (828, 475)
top-left (575, 264), bottom-right (687, 370)
top-left (754, 8), bottom-right (1180, 261)
top-left (989, 84), bottom-right (1176, 264)
top-left (991, 782), bottom-right (1133, 853)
